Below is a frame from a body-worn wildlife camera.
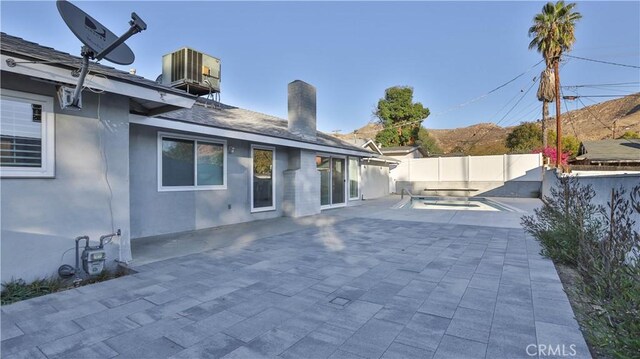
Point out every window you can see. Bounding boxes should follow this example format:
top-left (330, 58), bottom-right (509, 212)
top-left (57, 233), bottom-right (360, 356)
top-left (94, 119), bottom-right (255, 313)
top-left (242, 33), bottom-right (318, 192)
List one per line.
top-left (158, 132), bottom-right (226, 191)
top-left (0, 90), bottom-right (54, 177)
top-left (251, 145), bottom-right (275, 212)
top-left (348, 157), bottom-right (360, 200)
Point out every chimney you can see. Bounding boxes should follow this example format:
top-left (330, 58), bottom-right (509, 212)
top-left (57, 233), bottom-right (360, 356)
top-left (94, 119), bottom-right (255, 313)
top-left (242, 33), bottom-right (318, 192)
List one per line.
top-left (288, 80), bottom-right (316, 140)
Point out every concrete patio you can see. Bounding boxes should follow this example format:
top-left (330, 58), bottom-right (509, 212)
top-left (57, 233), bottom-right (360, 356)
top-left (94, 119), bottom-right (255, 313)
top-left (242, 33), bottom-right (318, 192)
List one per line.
top-left (1, 196), bottom-right (590, 359)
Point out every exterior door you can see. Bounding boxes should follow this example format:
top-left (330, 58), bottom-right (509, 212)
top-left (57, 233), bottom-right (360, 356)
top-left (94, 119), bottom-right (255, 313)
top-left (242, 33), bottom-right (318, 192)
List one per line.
top-left (331, 158), bottom-right (345, 205)
top-left (317, 155), bottom-right (347, 208)
top-left (318, 156), bottom-right (331, 206)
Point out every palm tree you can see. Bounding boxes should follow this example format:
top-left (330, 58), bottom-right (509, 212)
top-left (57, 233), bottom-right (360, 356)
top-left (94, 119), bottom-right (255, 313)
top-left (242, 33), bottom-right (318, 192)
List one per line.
top-left (528, 1), bottom-right (581, 155)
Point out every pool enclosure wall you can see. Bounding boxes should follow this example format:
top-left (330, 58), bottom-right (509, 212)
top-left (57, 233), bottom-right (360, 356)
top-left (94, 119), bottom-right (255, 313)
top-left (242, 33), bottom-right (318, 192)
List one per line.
top-left (392, 153), bottom-right (543, 197)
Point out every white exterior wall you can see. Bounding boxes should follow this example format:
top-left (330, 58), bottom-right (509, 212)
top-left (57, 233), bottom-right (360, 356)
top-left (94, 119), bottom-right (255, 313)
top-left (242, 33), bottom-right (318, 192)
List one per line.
top-left (391, 153), bottom-right (543, 197)
top-left (361, 162), bottom-right (390, 199)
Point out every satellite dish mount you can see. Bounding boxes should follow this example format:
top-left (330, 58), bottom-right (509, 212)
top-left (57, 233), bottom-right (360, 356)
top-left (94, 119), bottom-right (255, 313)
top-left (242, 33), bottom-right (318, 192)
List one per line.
top-left (56, 0), bottom-right (147, 109)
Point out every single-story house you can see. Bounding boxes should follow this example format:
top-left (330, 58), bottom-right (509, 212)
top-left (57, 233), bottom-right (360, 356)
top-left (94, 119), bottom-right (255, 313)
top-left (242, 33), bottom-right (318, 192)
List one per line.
top-left (338, 138), bottom-right (400, 198)
top-left (0, 32), bottom-right (379, 282)
top-left (380, 145), bottom-right (427, 160)
top-left (573, 139), bottom-right (640, 167)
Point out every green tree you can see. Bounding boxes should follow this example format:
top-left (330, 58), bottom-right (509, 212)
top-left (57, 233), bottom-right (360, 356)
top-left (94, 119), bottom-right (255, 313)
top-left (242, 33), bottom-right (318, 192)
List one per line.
top-left (528, 1), bottom-right (582, 150)
top-left (374, 87), bottom-right (430, 147)
top-left (416, 127), bottom-right (442, 155)
top-left (505, 122), bottom-right (543, 153)
top-left (548, 130), bottom-right (580, 157)
top-left (619, 130), bottom-right (640, 140)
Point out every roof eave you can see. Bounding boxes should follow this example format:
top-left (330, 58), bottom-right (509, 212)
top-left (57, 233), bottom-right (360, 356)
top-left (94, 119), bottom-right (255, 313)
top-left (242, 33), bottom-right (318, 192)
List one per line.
top-left (1, 52), bottom-right (196, 112)
top-left (131, 114), bottom-right (374, 157)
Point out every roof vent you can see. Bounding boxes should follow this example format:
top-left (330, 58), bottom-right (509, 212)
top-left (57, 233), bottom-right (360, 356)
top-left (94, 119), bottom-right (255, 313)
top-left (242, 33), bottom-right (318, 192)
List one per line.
top-left (161, 47), bottom-right (221, 96)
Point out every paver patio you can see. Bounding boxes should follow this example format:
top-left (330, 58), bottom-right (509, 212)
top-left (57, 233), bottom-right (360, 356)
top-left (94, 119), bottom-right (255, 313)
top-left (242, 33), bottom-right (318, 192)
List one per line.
top-left (1, 197), bottom-right (590, 358)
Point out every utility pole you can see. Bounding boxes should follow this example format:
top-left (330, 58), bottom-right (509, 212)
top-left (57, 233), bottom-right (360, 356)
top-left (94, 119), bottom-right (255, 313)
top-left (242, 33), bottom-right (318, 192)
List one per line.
top-left (554, 59), bottom-right (562, 169)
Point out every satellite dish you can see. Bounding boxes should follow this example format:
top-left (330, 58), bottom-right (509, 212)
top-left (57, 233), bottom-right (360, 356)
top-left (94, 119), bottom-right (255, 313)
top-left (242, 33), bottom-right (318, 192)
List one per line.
top-left (55, 0), bottom-right (147, 109)
top-left (57, 0), bottom-right (135, 65)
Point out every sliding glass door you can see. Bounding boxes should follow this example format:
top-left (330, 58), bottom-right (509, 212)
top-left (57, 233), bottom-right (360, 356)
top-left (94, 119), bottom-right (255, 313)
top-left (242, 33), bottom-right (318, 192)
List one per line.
top-left (318, 156), bottom-right (331, 206)
top-left (317, 155), bottom-right (347, 208)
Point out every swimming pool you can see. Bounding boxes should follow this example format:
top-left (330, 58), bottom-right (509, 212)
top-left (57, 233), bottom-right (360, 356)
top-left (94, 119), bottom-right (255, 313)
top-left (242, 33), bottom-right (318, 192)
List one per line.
top-left (404, 196), bottom-right (517, 212)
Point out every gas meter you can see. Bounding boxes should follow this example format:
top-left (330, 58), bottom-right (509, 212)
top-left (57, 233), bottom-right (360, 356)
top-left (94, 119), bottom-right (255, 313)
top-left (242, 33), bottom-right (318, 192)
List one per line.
top-left (58, 230), bottom-right (120, 281)
top-left (82, 247), bottom-right (106, 275)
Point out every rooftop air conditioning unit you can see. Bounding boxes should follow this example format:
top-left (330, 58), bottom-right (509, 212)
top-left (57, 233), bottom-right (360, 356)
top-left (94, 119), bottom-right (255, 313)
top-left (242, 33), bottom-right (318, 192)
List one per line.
top-left (162, 47), bottom-right (220, 96)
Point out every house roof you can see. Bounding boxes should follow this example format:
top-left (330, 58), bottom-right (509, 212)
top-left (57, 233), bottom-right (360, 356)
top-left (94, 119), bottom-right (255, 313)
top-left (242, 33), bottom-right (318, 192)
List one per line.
top-left (577, 139), bottom-right (640, 163)
top-left (370, 155), bottom-right (402, 163)
top-left (158, 98), bottom-right (371, 154)
top-left (380, 146), bottom-right (426, 156)
top-left (1, 33), bottom-right (371, 155)
top-left (380, 146), bottom-right (429, 157)
top-left (1, 32), bottom-right (195, 114)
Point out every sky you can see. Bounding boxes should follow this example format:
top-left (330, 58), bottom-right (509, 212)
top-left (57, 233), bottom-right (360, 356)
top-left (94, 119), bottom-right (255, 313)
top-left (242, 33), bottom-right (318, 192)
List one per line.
top-left (1, 1), bottom-right (639, 134)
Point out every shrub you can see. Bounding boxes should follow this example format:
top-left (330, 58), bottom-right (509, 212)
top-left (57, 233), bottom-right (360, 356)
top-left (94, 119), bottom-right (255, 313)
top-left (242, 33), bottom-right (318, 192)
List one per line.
top-left (577, 186), bottom-right (640, 358)
top-left (522, 180), bottom-right (640, 358)
top-left (534, 146), bottom-right (571, 166)
top-left (521, 176), bottom-right (601, 265)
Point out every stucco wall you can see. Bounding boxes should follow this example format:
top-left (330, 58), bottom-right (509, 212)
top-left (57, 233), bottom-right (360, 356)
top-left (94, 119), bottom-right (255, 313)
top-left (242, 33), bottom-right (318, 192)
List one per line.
top-left (129, 124), bottom-right (288, 239)
top-left (542, 169), bottom-right (640, 230)
top-left (361, 162), bottom-right (390, 199)
top-left (1, 72), bottom-right (131, 282)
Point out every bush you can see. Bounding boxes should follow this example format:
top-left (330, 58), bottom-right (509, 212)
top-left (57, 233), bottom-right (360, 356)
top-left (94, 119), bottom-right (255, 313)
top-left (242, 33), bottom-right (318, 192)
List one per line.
top-left (578, 186), bottom-right (640, 358)
top-left (521, 176), bottom-right (601, 265)
top-left (522, 180), bottom-right (640, 358)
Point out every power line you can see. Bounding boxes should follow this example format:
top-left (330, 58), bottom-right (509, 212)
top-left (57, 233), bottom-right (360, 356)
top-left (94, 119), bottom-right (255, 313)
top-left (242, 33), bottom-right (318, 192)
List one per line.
top-left (563, 82), bottom-right (640, 88)
top-left (378, 60), bottom-right (545, 131)
top-left (574, 96), bottom-right (613, 135)
top-left (466, 77), bottom-right (538, 152)
top-left (565, 94), bottom-right (640, 98)
top-left (560, 87), bottom-right (579, 138)
top-left (429, 59), bottom-right (544, 118)
top-left (564, 54), bottom-right (640, 69)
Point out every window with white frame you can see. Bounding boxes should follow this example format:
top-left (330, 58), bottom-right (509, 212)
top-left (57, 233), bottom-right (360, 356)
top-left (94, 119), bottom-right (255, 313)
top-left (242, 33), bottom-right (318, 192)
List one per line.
top-left (0, 90), bottom-right (55, 178)
top-left (158, 132), bottom-right (226, 191)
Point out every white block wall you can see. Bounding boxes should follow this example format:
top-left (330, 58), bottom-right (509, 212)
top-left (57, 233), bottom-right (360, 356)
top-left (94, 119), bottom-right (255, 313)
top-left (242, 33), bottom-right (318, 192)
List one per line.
top-left (393, 154), bottom-right (543, 183)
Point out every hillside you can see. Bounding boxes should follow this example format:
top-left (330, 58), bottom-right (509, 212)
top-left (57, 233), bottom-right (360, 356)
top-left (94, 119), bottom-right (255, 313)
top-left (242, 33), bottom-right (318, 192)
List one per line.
top-left (335, 93), bottom-right (640, 154)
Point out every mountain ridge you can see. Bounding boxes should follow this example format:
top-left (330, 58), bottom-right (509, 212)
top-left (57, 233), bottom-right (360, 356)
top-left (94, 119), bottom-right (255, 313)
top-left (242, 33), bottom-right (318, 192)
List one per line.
top-left (334, 93), bottom-right (640, 154)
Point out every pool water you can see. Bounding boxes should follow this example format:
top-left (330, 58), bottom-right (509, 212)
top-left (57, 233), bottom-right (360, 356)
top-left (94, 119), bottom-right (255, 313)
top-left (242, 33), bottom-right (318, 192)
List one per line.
top-left (406, 197), bottom-right (516, 212)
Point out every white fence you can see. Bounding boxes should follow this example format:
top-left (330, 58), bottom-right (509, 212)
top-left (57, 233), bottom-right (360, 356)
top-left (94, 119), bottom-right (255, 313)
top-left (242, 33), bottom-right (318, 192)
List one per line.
top-left (391, 153), bottom-right (544, 197)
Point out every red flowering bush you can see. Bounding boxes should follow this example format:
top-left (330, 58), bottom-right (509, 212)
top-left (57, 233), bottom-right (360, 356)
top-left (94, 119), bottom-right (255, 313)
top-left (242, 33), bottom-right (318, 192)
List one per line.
top-left (534, 146), bottom-right (570, 166)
